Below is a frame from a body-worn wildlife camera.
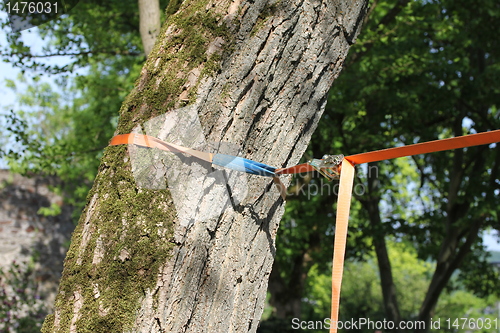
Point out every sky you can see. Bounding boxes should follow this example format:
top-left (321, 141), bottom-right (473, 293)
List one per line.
top-left (0, 12), bottom-right (73, 168)
top-left (0, 13), bottom-right (43, 107)
top-left (1, 13), bottom-right (499, 252)
top-left (0, 14), bottom-right (17, 112)
top-left (0, 16), bottom-right (20, 169)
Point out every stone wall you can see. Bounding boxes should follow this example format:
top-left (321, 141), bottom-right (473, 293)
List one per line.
top-left (0, 170), bottom-right (75, 310)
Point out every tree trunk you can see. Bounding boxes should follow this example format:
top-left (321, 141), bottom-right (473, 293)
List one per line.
top-left (138, 0), bottom-right (161, 56)
top-left (360, 162), bottom-right (401, 330)
top-left (416, 125), bottom-right (489, 331)
top-left (42, 0), bottom-right (368, 332)
top-left (267, 251), bottom-right (305, 319)
top-left (372, 235), bottom-right (401, 330)
top-left (268, 215), bottom-right (324, 319)
top-left (416, 221), bottom-right (482, 332)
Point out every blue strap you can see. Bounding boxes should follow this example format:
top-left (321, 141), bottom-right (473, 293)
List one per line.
top-left (212, 154), bottom-right (276, 177)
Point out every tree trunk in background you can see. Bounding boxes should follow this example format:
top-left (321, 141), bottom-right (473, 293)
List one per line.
top-left (416, 127), bottom-right (490, 331)
top-left (42, 0), bottom-right (368, 332)
top-left (139, 0), bottom-right (161, 56)
top-left (361, 162), bottom-right (402, 331)
top-left (268, 252), bottom-right (305, 318)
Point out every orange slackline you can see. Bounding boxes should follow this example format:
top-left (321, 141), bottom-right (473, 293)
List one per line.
top-left (110, 133), bottom-right (288, 198)
top-left (328, 129), bottom-right (500, 333)
top-left (110, 133), bottom-right (214, 162)
top-left (346, 129), bottom-right (500, 165)
top-left (275, 163), bottom-right (316, 175)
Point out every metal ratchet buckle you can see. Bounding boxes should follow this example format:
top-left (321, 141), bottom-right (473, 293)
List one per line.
top-left (307, 154), bottom-right (344, 181)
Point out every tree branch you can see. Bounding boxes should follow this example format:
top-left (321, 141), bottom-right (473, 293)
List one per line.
top-left (0, 49), bottom-right (142, 59)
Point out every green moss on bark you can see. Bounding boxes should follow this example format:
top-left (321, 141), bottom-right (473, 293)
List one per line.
top-left (42, 144), bottom-right (176, 333)
top-left (250, 2), bottom-right (279, 36)
top-left (116, 0), bottom-right (232, 135)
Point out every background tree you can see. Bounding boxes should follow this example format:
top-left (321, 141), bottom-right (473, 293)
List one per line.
top-left (139, 0), bottom-right (161, 56)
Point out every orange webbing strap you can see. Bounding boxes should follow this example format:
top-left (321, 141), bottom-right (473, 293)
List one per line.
top-left (346, 129), bottom-right (500, 165)
top-left (110, 133), bottom-right (214, 162)
top-left (273, 177), bottom-right (287, 200)
top-left (111, 133), bottom-right (287, 198)
top-left (329, 159), bottom-right (355, 333)
top-left (275, 163), bottom-right (316, 175)
top-left (329, 129), bottom-right (500, 331)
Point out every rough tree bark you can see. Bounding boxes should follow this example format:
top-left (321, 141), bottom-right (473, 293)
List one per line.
top-left (42, 0), bottom-right (368, 332)
top-left (138, 0), bottom-right (161, 56)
